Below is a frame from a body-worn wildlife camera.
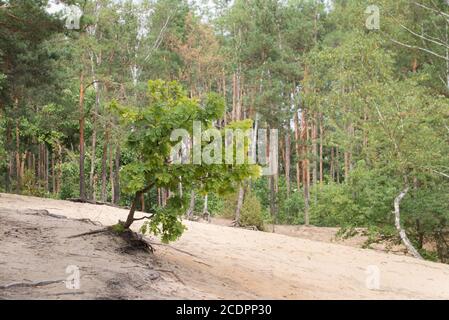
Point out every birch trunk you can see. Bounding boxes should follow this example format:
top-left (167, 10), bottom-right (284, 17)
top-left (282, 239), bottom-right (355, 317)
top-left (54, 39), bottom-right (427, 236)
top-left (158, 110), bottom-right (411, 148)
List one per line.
top-left (394, 187), bottom-right (423, 259)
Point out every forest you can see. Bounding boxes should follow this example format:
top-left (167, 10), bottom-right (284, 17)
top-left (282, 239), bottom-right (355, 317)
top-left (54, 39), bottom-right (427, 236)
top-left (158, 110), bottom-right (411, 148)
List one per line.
top-left (0, 0), bottom-right (448, 264)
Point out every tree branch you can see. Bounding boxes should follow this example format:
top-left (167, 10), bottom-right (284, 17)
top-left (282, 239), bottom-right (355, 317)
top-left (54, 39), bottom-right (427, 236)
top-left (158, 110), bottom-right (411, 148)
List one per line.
top-left (390, 38), bottom-right (449, 61)
top-left (133, 214), bottom-right (155, 222)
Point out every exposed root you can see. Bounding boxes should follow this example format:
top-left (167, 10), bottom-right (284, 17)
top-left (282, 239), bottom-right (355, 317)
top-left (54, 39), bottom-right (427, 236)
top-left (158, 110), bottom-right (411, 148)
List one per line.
top-left (0, 279), bottom-right (65, 290)
top-left (186, 215), bottom-right (200, 221)
top-left (150, 242), bottom-right (199, 258)
top-left (67, 198), bottom-right (129, 210)
top-left (230, 221), bottom-right (259, 231)
top-left (67, 198), bottom-right (105, 205)
top-left (21, 209), bottom-right (102, 226)
top-left (74, 218), bottom-right (102, 226)
top-left (21, 209), bottom-right (66, 220)
top-left (117, 229), bottom-right (154, 254)
top-left (243, 226), bottom-right (259, 231)
top-left (230, 219), bottom-right (240, 227)
top-left (67, 228), bottom-right (110, 239)
top-left (202, 211), bottom-right (211, 223)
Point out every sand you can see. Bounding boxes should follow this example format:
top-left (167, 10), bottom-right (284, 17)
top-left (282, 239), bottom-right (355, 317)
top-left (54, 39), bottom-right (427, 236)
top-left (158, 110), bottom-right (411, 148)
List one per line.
top-left (1, 192), bottom-right (448, 299)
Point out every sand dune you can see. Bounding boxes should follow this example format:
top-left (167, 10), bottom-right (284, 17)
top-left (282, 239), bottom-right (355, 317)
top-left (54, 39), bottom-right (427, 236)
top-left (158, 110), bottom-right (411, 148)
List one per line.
top-left (1, 193), bottom-right (448, 299)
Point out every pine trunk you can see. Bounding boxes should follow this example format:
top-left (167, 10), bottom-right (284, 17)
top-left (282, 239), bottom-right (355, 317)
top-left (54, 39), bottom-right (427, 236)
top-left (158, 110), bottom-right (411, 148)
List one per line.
top-left (79, 71), bottom-right (86, 200)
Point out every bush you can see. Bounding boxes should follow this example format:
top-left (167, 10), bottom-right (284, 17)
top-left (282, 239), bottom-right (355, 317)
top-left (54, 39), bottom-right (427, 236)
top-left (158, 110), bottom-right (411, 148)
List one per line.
top-left (59, 161), bottom-right (79, 199)
top-left (219, 189), bottom-right (264, 230)
top-left (193, 192), bottom-right (224, 216)
top-left (309, 162), bottom-right (398, 228)
top-left (21, 169), bottom-right (46, 197)
top-left (240, 191), bottom-right (264, 230)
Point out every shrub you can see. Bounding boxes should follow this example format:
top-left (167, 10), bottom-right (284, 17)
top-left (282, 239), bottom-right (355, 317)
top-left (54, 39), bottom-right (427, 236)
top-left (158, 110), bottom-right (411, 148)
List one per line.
top-left (240, 191), bottom-right (264, 230)
top-left (21, 169), bottom-right (46, 197)
top-left (219, 190), bottom-right (264, 230)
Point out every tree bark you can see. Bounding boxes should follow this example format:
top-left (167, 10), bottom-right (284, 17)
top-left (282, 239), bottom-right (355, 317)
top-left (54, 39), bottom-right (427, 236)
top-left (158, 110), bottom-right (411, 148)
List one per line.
top-left (319, 116), bottom-right (323, 185)
top-left (294, 108), bottom-right (301, 191)
top-left (113, 145), bottom-right (121, 204)
top-left (285, 131), bottom-right (291, 195)
top-left (51, 151), bottom-right (56, 194)
top-left (186, 190), bottom-right (195, 218)
top-left (101, 129), bottom-right (108, 202)
top-left (109, 141), bottom-right (115, 203)
top-left (235, 185), bottom-right (245, 226)
top-left (15, 118), bottom-right (21, 192)
top-left (124, 184), bottom-right (153, 229)
top-left (301, 109), bottom-right (310, 226)
top-left (79, 71), bottom-right (86, 200)
top-left (394, 187), bottom-right (423, 259)
top-left (330, 147), bottom-right (335, 182)
top-left (312, 114), bottom-right (318, 185)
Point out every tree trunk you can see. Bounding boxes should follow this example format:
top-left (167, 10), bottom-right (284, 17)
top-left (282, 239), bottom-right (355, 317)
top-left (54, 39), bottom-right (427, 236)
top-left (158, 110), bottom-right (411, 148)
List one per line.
top-left (140, 193), bottom-right (145, 212)
top-left (319, 116), bottom-right (323, 185)
top-left (186, 190), bottom-right (195, 218)
top-left (109, 142), bottom-right (115, 203)
top-left (79, 71), bottom-right (86, 200)
top-left (285, 131), bottom-right (291, 195)
top-left (56, 143), bottom-right (62, 194)
top-left (89, 48), bottom-right (101, 200)
top-left (301, 109), bottom-right (310, 226)
top-left (294, 108), bottom-right (301, 191)
top-left (51, 151), bottom-right (56, 194)
top-left (202, 194), bottom-right (208, 214)
top-left (113, 145), bottom-right (121, 204)
top-left (124, 191), bottom-right (141, 229)
top-left (124, 184), bottom-right (153, 229)
top-left (89, 117), bottom-right (97, 200)
top-left (45, 146), bottom-right (49, 192)
top-left (394, 187), bottom-right (423, 259)
top-left (336, 147), bottom-right (340, 184)
top-left (101, 129), bottom-right (108, 202)
top-left (234, 185), bottom-right (245, 226)
top-left (311, 114), bottom-right (318, 185)
top-left (330, 147), bottom-right (335, 182)
top-left (15, 119), bottom-right (21, 192)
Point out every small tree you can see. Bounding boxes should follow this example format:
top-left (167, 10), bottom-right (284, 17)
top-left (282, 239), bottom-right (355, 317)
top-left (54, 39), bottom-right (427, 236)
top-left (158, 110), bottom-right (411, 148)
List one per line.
top-left (113, 80), bottom-right (260, 242)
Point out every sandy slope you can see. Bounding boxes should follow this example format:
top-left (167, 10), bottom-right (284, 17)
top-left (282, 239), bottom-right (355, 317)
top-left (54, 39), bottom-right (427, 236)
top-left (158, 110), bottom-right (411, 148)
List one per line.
top-left (1, 193), bottom-right (449, 299)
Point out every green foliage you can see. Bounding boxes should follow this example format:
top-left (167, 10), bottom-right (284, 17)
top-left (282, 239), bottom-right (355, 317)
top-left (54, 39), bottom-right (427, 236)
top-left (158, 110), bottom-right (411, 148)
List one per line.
top-left (193, 193), bottom-right (224, 216)
top-left (111, 223), bottom-right (126, 234)
top-left (117, 80), bottom-right (260, 242)
top-left (309, 162), bottom-right (398, 228)
top-left (219, 189), bottom-right (264, 230)
top-left (240, 191), bottom-right (264, 230)
top-left (59, 160), bottom-right (80, 200)
top-left (141, 196), bottom-right (187, 243)
top-left (21, 170), bottom-right (47, 197)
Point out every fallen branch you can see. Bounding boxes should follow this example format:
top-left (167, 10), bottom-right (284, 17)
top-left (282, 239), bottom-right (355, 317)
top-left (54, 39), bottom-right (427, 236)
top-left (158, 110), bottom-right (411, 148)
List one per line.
top-left (132, 214), bottom-right (154, 222)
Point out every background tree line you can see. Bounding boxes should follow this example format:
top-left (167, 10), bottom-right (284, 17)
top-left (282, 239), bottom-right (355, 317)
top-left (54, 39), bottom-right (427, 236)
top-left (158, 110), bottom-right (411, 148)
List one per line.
top-left (0, 0), bottom-right (448, 260)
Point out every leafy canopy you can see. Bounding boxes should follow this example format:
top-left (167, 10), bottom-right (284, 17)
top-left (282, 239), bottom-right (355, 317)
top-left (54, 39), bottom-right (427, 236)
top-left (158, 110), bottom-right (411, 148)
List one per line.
top-left (113, 80), bottom-right (260, 242)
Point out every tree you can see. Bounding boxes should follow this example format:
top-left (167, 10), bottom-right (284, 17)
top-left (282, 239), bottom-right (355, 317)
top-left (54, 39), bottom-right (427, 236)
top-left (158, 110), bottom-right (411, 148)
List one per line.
top-left (113, 80), bottom-right (259, 242)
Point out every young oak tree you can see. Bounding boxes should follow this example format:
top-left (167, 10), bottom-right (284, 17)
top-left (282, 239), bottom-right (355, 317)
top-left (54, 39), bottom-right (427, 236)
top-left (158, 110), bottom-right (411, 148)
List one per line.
top-left (112, 80), bottom-right (260, 243)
